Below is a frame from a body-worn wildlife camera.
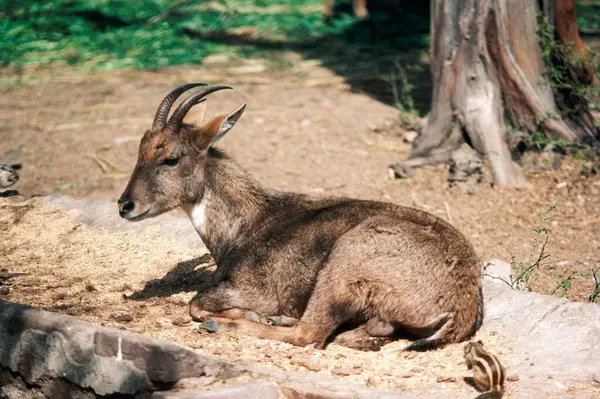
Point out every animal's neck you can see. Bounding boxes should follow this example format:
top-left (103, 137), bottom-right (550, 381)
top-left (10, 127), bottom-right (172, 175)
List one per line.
top-left (182, 148), bottom-right (268, 261)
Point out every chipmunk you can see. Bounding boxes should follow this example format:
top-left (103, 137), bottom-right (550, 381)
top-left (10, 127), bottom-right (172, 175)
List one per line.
top-left (464, 340), bottom-right (506, 399)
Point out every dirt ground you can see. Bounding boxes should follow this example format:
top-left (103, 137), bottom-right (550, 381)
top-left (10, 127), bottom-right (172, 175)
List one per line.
top-left (1, 58), bottom-right (599, 302)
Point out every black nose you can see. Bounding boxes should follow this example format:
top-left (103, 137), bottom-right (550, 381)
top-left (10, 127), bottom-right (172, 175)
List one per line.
top-left (118, 195), bottom-right (135, 217)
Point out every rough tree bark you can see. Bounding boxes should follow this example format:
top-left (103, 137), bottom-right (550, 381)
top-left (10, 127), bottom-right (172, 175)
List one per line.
top-left (391, 0), bottom-right (599, 188)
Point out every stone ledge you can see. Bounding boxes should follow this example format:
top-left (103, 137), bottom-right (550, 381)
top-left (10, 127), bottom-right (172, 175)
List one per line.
top-left (0, 300), bottom-right (239, 396)
top-left (0, 300), bottom-right (426, 398)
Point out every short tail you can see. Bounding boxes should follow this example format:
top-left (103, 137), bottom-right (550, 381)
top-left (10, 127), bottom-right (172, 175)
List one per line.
top-left (404, 313), bottom-right (454, 351)
top-left (405, 284), bottom-right (485, 351)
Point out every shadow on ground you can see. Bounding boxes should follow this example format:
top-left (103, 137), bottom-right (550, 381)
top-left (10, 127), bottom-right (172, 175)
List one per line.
top-left (183, 1), bottom-right (432, 113)
top-left (128, 254), bottom-right (216, 300)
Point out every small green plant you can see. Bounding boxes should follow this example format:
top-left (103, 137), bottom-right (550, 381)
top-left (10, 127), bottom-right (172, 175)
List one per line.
top-left (391, 60), bottom-right (419, 122)
top-left (552, 271), bottom-right (577, 297)
top-left (590, 267), bottom-right (600, 303)
top-left (537, 14), bottom-right (600, 114)
top-left (524, 14), bottom-right (600, 175)
top-left (509, 202), bottom-right (556, 291)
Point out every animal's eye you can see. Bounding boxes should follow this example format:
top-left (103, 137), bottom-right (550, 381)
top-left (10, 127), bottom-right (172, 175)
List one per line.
top-left (161, 157), bottom-right (179, 167)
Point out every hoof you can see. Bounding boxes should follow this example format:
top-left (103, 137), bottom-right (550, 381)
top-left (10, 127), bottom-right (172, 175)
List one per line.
top-left (198, 319), bottom-right (220, 333)
top-left (404, 338), bottom-right (441, 352)
top-left (244, 311), bottom-right (268, 324)
top-left (266, 315), bottom-right (299, 327)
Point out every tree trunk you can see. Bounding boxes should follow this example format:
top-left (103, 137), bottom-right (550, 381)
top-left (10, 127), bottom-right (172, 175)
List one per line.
top-left (391, 0), bottom-right (599, 188)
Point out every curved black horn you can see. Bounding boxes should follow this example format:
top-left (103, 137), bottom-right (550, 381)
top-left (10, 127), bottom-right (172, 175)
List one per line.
top-left (152, 83), bottom-right (207, 130)
top-left (165, 86), bottom-right (232, 134)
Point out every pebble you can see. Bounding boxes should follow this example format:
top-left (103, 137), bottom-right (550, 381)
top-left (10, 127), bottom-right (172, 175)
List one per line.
top-left (299, 119), bottom-right (311, 128)
top-left (172, 316), bottom-right (192, 327)
top-left (0, 286), bottom-right (10, 295)
top-left (290, 354), bottom-right (321, 371)
top-left (115, 313), bottom-right (133, 323)
top-left (85, 282), bottom-right (97, 292)
top-left (403, 130), bottom-right (418, 143)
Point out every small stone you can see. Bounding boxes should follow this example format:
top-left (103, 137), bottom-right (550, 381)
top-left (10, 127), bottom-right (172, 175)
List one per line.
top-left (403, 130), bottom-right (418, 143)
top-left (397, 371), bottom-right (414, 378)
top-left (172, 316), bottom-right (192, 326)
top-left (0, 286), bottom-right (10, 295)
top-left (304, 360), bottom-right (321, 371)
top-left (188, 341), bottom-right (203, 349)
top-left (290, 354), bottom-right (321, 371)
top-left (299, 119), bottom-right (311, 128)
top-left (556, 182), bottom-right (567, 189)
top-left (85, 282), bottom-right (97, 292)
top-left (253, 117), bottom-right (265, 125)
top-left (507, 375), bottom-right (520, 382)
top-left (115, 313), bottom-right (133, 323)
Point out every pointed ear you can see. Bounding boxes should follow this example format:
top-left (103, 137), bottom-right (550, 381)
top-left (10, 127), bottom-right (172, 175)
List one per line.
top-left (183, 99), bottom-right (208, 127)
top-left (194, 103), bottom-right (246, 151)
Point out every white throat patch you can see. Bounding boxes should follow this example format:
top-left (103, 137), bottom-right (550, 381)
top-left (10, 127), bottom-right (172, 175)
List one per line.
top-left (184, 201), bottom-right (207, 236)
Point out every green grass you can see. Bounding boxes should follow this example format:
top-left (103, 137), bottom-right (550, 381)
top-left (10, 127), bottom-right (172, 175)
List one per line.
top-left (1, 0), bottom-right (428, 71)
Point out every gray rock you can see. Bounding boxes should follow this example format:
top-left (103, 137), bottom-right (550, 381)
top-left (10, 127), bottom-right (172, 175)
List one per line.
top-left (481, 281), bottom-right (600, 382)
top-left (0, 300), bottom-right (238, 396)
top-left (483, 258), bottom-right (513, 284)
